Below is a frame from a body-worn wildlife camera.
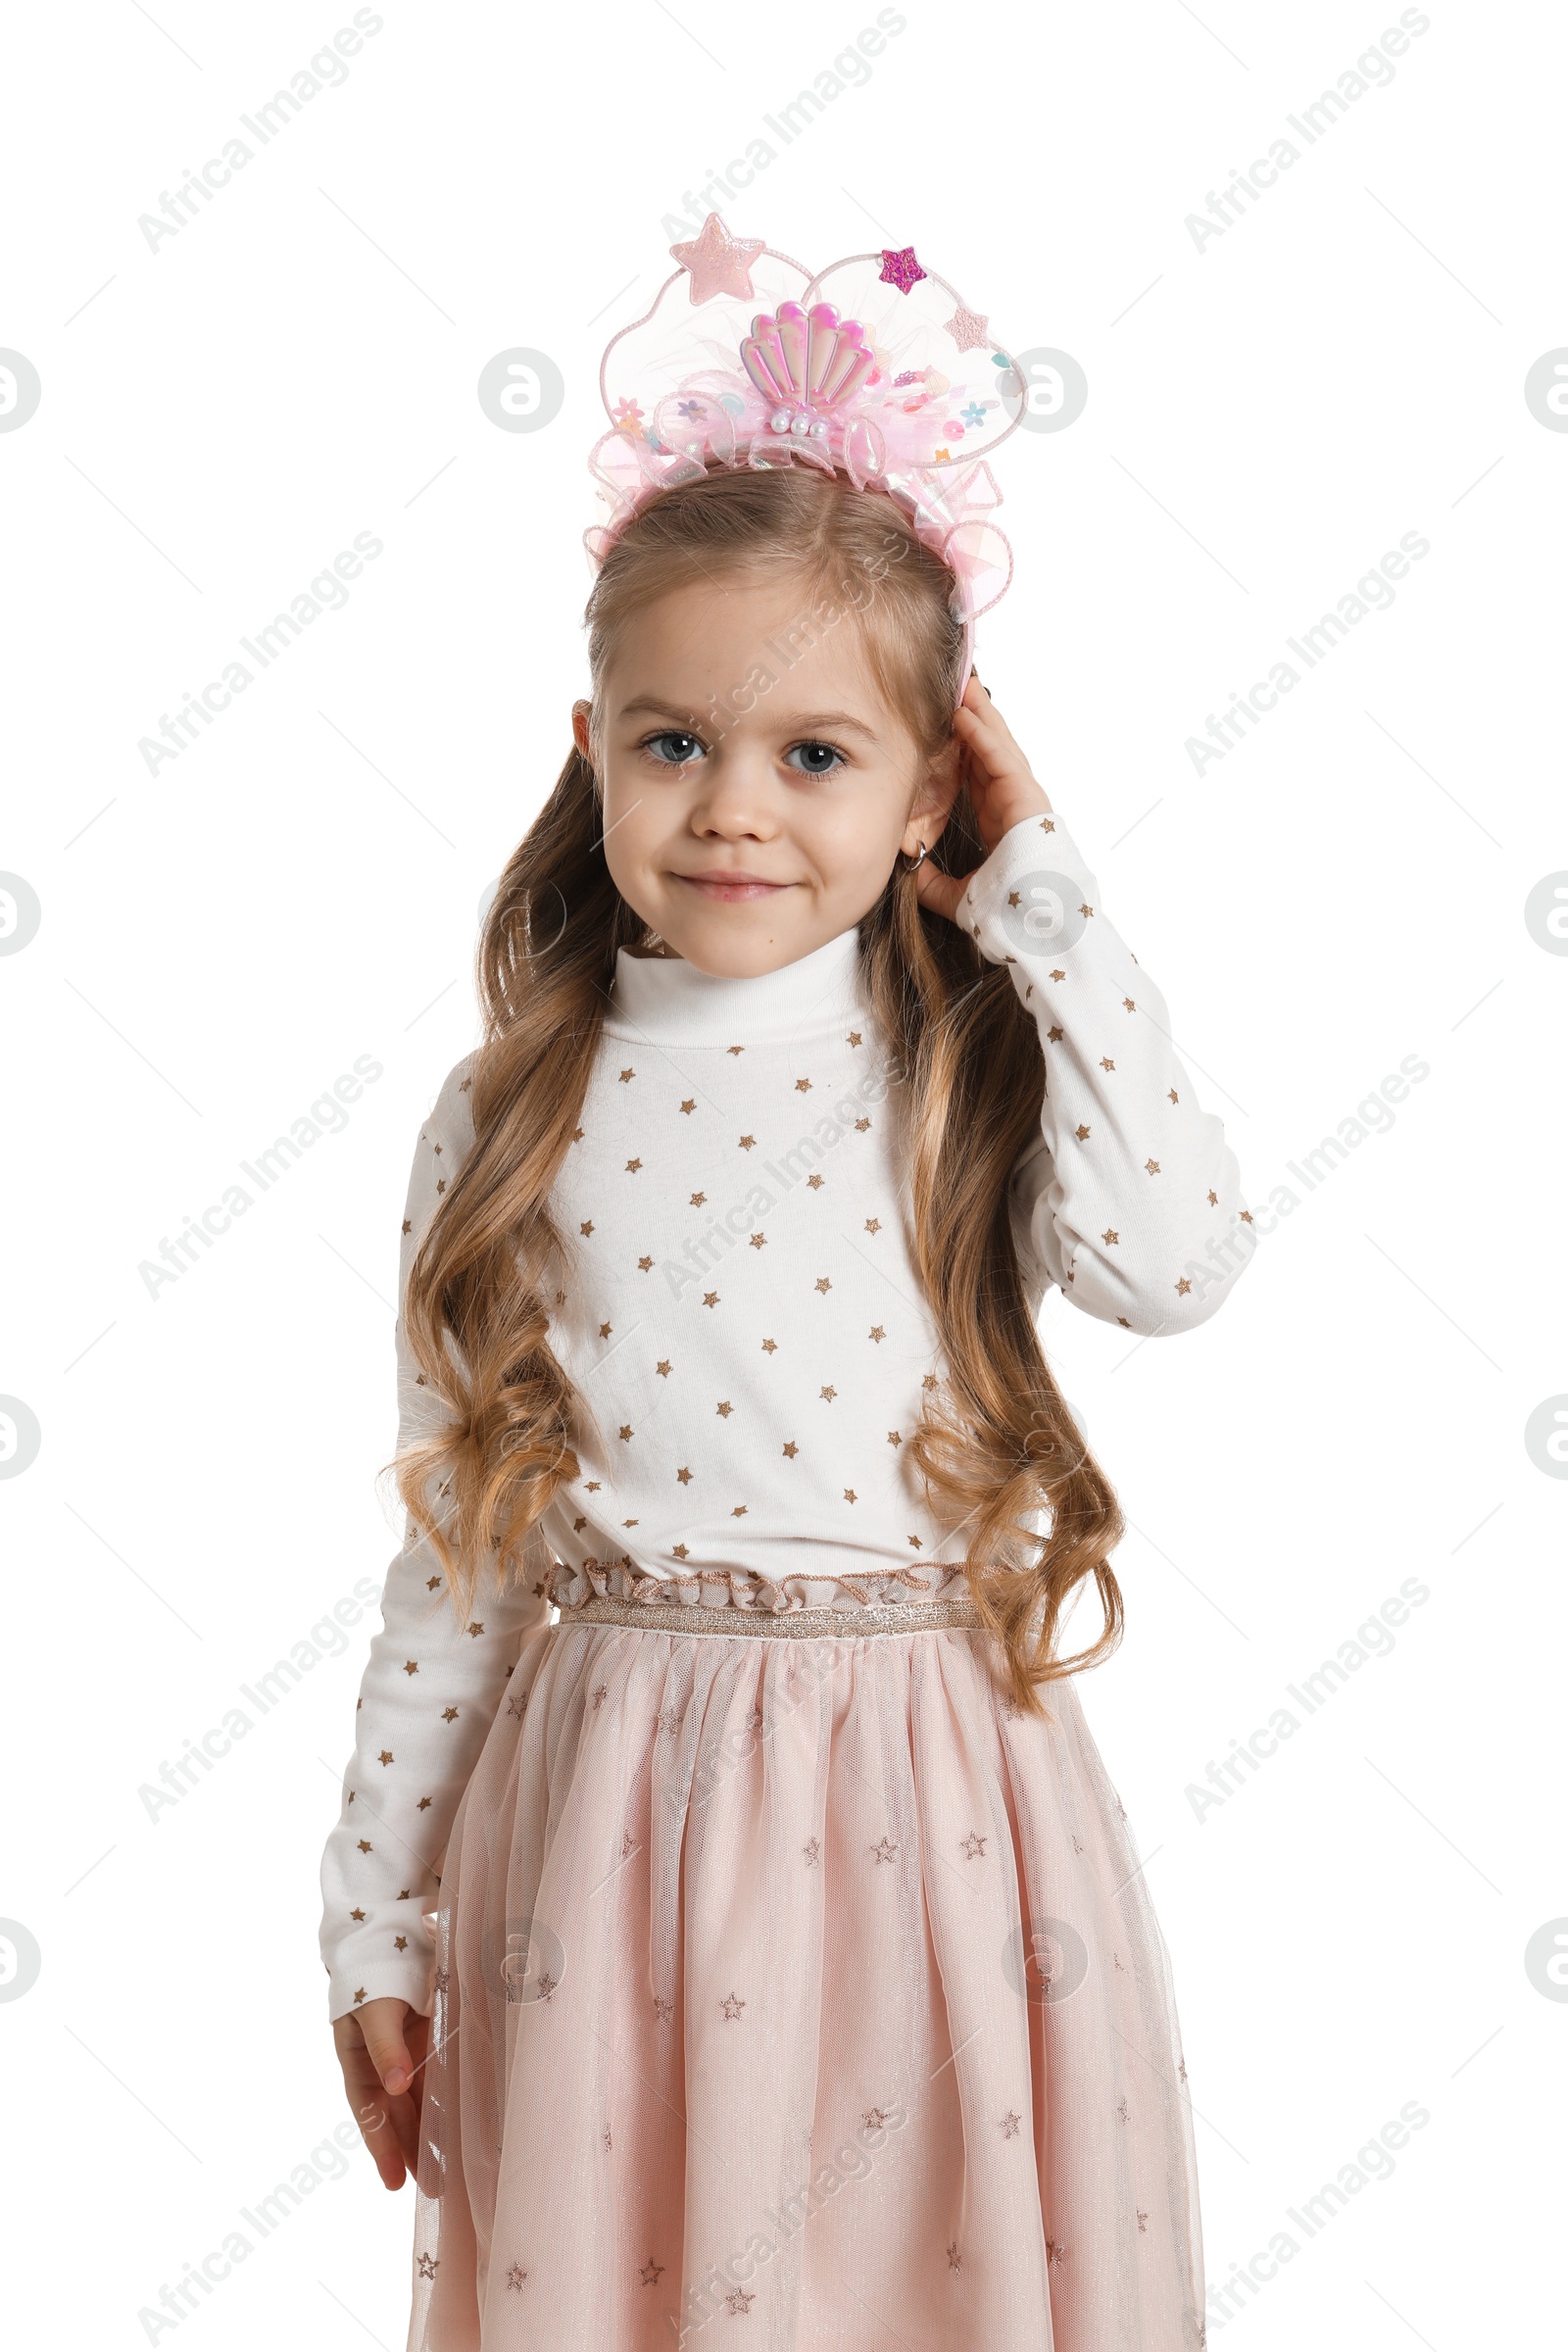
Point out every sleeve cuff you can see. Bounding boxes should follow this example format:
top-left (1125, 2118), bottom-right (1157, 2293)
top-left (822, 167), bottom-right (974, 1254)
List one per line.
top-left (327, 1940), bottom-right (438, 2024)
top-left (960, 808), bottom-right (1101, 972)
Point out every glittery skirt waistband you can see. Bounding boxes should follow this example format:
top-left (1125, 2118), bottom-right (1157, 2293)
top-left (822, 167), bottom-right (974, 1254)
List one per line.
top-left (552, 1592), bottom-right (989, 1641)
top-left (542, 1555), bottom-right (992, 1639)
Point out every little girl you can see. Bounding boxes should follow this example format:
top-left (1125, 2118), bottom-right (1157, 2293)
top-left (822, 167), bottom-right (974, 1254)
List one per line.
top-left (321, 221), bottom-right (1249, 2352)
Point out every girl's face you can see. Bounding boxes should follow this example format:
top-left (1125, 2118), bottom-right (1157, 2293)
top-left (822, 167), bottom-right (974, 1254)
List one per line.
top-left (573, 572), bottom-right (958, 976)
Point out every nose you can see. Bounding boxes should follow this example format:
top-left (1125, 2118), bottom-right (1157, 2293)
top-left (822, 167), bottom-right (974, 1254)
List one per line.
top-left (686, 741), bottom-right (782, 839)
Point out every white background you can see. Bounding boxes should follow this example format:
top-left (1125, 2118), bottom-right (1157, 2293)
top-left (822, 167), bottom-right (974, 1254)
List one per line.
top-left (2, 0), bottom-right (1563, 2343)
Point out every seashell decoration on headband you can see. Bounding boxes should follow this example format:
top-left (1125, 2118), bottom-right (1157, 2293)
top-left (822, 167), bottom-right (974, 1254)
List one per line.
top-left (740, 303), bottom-right (878, 443)
top-left (584, 215), bottom-right (1030, 701)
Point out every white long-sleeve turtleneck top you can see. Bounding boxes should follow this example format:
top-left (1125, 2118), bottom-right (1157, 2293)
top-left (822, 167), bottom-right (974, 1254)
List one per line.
top-left (318, 808), bottom-right (1253, 2018)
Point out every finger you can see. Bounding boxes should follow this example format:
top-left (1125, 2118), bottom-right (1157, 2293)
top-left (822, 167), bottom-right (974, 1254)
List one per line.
top-left (341, 2052), bottom-right (408, 2190)
top-left (358, 2000), bottom-right (416, 2098)
top-left (911, 860), bottom-right (971, 928)
top-left (954, 701), bottom-right (1014, 757)
top-left (335, 2002), bottom-right (420, 2187)
top-left (381, 2014), bottom-right (433, 2176)
top-left (369, 2012), bottom-right (431, 2175)
top-left (952, 706), bottom-right (1004, 770)
top-left (381, 2082), bottom-right (424, 2177)
top-left (362, 2097), bottom-right (409, 2189)
top-left (953, 710), bottom-right (1026, 800)
top-left (956, 689), bottom-right (1023, 759)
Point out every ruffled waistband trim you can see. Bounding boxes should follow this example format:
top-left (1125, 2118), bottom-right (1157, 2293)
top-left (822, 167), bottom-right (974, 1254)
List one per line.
top-left (543, 1556), bottom-right (975, 1618)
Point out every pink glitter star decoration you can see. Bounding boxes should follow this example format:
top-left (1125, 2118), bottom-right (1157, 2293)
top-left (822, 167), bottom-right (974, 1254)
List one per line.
top-left (668, 213), bottom-right (764, 304)
top-left (879, 245), bottom-right (927, 295)
top-left (947, 304), bottom-right (991, 352)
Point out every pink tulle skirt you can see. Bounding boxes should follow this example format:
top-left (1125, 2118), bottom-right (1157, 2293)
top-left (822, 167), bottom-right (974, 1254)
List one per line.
top-left (408, 1573), bottom-right (1206, 2351)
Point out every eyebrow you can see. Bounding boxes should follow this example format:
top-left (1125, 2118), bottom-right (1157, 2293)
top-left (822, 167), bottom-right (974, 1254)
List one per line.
top-left (616, 697), bottom-right (882, 742)
top-left (779, 710), bottom-right (882, 742)
top-left (616, 697), bottom-right (706, 726)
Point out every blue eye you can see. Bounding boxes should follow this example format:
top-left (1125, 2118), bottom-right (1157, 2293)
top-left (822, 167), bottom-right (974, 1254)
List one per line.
top-left (642, 730), bottom-right (705, 764)
top-left (787, 741), bottom-right (846, 776)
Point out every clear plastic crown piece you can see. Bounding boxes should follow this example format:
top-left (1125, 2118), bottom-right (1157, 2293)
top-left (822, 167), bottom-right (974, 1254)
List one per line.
top-left (585, 214), bottom-right (1028, 700)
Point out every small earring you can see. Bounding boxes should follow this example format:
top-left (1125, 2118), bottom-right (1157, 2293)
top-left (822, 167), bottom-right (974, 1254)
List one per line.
top-left (899, 840), bottom-right (928, 874)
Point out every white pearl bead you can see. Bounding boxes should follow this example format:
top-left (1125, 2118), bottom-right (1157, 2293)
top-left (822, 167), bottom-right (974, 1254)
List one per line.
top-left (769, 409), bottom-right (790, 434)
top-left (790, 413), bottom-right (810, 436)
top-left (808, 419), bottom-right (828, 440)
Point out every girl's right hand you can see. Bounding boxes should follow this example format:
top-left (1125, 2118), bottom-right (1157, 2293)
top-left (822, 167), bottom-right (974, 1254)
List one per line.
top-left (332, 1997), bottom-right (429, 2190)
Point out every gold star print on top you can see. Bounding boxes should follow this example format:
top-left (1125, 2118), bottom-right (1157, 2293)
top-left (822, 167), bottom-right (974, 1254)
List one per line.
top-left (318, 806), bottom-right (1251, 2024)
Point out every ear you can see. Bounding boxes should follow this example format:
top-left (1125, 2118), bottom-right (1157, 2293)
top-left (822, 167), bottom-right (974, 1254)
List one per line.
top-left (900, 730), bottom-right (962, 861)
top-left (571, 700), bottom-right (594, 767)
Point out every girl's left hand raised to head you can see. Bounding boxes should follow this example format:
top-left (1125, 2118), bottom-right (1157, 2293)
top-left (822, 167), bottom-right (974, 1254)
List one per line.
top-left (913, 673), bottom-right (1055, 930)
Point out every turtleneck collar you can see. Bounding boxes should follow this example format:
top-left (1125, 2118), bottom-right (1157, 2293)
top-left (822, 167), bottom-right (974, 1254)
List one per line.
top-left (603, 921), bottom-right (868, 1047)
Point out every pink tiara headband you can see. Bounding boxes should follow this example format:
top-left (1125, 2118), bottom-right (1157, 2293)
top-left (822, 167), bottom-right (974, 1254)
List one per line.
top-left (584, 213), bottom-right (1027, 705)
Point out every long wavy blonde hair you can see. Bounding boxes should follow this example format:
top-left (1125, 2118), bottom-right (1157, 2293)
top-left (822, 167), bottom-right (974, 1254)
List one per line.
top-left (393, 464), bottom-right (1124, 1709)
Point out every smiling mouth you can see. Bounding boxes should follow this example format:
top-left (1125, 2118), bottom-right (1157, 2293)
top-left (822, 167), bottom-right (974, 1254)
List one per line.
top-left (674, 871), bottom-right (792, 899)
